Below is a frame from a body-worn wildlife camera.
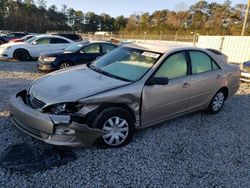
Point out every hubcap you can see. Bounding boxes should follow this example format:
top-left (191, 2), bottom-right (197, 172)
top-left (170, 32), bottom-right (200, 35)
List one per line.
top-left (212, 92), bottom-right (224, 111)
top-left (60, 63), bottom-right (71, 69)
top-left (17, 51), bottom-right (27, 60)
top-left (102, 116), bottom-right (129, 146)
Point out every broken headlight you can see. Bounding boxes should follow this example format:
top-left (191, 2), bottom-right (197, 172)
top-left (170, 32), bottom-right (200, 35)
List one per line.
top-left (45, 103), bottom-right (83, 115)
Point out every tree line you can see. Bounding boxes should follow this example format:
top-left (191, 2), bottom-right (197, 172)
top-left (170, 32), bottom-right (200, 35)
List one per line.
top-left (0, 0), bottom-right (249, 35)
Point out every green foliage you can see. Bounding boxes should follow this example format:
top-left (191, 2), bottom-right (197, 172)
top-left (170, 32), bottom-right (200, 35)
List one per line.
top-left (0, 0), bottom-right (248, 35)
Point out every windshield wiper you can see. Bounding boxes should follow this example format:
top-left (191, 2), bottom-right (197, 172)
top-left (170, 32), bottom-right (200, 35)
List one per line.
top-left (87, 63), bottom-right (132, 82)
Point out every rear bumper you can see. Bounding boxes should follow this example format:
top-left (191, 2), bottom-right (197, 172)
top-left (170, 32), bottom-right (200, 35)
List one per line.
top-left (9, 91), bottom-right (105, 147)
top-left (241, 71), bottom-right (250, 83)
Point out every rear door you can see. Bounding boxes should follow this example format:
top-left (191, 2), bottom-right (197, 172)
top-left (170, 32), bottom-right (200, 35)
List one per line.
top-left (30, 37), bottom-right (52, 57)
top-left (141, 51), bottom-right (192, 126)
top-left (186, 50), bottom-right (224, 111)
top-left (50, 37), bottom-right (71, 51)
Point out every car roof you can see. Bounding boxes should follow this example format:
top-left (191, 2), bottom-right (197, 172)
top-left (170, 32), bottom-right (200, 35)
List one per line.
top-left (122, 42), bottom-right (228, 66)
top-left (88, 41), bottom-right (118, 45)
top-left (34, 34), bottom-right (74, 42)
top-left (123, 42), bottom-right (195, 54)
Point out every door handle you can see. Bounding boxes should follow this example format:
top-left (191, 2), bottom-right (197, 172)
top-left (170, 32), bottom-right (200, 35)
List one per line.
top-left (182, 83), bottom-right (191, 88)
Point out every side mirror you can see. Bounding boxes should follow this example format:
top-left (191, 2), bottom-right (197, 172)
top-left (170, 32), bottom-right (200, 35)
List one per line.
top-left (146, 77), bottom-right (169, 86)
top-left (79, 50), bottom-right (85, 54)
top-left (32, 41), bottom-right (37, 45)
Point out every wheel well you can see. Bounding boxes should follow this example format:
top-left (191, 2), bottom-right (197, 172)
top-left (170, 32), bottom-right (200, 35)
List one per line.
top-left (218, 87), bottom-right (229, 100)
top-left (14, 48), bottom-right (30, 56)
top-left (86, 103), bottom-right (136, 127)
top-left (61, 60), bottom-right (74, 65)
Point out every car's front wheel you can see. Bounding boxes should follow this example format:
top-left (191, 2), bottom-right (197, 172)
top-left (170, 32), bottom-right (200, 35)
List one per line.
top-left (59, 62), bottom-right (73, 69)
top-left (14, 49), bottom-right (30, 61)
top-left (207, 90), bottom-right (226, 114)
top-left (92, 107), bottom-right (135, 148)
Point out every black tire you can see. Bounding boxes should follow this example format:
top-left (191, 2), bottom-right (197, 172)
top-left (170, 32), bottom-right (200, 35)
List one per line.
top-left (207, 90), bottom-right (226, 115)
top-left (59, 62), bottom-right (73, 69)
top-left (14, 49), bottom-right (30, 61)
top-left (0, 40), bottom-right (5, 45)
top-left (92, 107), bottom-right (135, 148)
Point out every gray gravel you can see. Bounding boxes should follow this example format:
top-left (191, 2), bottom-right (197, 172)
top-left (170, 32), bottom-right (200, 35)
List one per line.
top-left (0, 61), bottom-right (250, 187)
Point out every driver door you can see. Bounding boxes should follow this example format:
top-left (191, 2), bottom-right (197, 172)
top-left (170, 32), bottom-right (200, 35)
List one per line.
top-left (76, 43), bottom-right (101, 65)
top-left (31, 37), bottom-right (52, 57)
top-left (141, 51), bottom-right (192, 126)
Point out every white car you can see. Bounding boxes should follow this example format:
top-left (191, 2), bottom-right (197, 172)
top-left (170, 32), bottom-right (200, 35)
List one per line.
top-left (0, 35), bottom-right (74, 61)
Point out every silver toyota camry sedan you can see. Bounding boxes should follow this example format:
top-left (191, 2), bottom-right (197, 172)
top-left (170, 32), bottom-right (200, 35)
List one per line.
top-left (10, 43), bottom-right (241, 148)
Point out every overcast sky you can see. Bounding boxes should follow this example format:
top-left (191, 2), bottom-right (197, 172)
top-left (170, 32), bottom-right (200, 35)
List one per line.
top-left (46, 0), bottom-right (247, 17)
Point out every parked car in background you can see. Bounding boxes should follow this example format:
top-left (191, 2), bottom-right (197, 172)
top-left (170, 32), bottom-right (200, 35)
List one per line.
top-left (0, 32), bottom-right (28, 45)
top-left (9, 35), bottom-right (36, 43)
top-left (0, 35), bottom-right (74, 61)
top-left (38, 41), bottom-right (117, 71)
top-left (0, 30), bottom-right (12, 35)
top-left (10, 43), bottom-right (240, 148)
top-left (51, 33), bottom-right (83, 42)
top-left (241, 61), bottom-right (250, 82)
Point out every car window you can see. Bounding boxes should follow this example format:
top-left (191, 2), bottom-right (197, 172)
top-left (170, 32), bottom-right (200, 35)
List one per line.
top-left (15, 33), bottom-right (26, 37)
top-left (102, 44), bottom-right (116, 53)
top-left (190, 51), bottom-right (215, 74)
top-left (53, 34), bottom-right (81, 41)
top-left (212, 60), bottom-right (220, 70)
top-left (50, 38), bottom-right (69, 44)
top-left (82, 44), bottom-right (100, 53)
top-left (35, 38), bottom-right (50, 45)
top-left (93, 47), bottom-right (161, 82)
top-left (6, 34), bottom-right (15, 37)
top-left (155, 52), bottom-right (188, 79)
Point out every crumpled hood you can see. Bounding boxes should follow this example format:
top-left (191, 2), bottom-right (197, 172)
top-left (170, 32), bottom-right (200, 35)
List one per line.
top-left (29, 66), bottom-right (130, 106)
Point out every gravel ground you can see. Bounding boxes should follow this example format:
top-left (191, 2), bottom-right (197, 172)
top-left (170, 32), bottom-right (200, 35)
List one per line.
top-left (0, 61), bottom-right (250, 187)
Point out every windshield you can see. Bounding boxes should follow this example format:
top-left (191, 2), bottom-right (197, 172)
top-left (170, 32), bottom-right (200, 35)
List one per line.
top-left (64, 42), bottom-right (88, 52)
top-left (25, 36), bottom-right (38, 43)
top-left (91, 46), bottom-right (161, 82)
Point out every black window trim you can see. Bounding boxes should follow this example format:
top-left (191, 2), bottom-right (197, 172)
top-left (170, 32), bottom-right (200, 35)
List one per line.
top-left (187, 50), bottom-right (221, 75)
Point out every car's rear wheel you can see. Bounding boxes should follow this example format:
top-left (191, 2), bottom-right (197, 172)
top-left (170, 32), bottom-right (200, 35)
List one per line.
top-left (92, 107), bottom-right (135, 148)
top-left (207, 90), bottom-right (226, 114)
top-left (59, 62), bottom-right (73, 69)
top-left (14, 49), bottom-right (30, 61)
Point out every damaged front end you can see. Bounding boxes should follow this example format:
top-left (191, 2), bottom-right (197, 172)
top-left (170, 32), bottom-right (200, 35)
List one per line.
top-left (9, 90), bottom-right (106, 147)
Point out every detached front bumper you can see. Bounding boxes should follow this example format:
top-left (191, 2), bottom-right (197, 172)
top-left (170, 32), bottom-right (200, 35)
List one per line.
top-left (9, 91), bottom-right (105, 147)
top-left (241, 71), bottom-right (250, 83)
